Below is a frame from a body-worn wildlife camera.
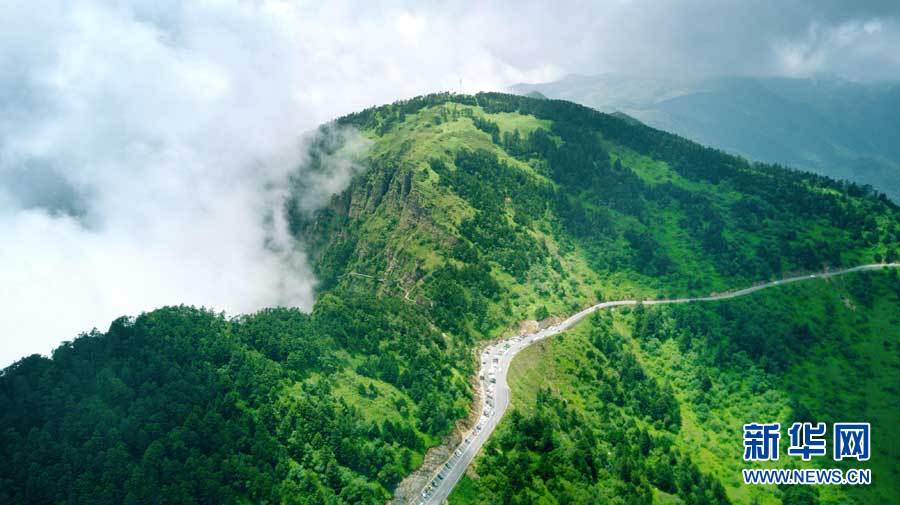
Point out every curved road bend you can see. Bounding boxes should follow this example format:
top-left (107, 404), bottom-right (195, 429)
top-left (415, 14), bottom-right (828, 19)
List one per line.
top-left (412, 263), bottom-right (899, 505)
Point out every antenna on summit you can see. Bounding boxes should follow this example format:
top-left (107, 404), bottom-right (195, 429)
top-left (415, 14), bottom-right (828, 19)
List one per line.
top-left (459, 77), bottom-right (462, 94)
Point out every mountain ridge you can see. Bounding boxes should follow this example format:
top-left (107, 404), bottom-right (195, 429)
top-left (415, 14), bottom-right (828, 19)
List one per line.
top-left (512, 75), bottom-right (900, 201)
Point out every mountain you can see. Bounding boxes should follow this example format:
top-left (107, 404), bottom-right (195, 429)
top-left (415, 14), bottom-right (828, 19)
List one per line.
top-left (512, 75), bottom-right (900, 202)
top-left (2, 93), bottom-right (898, 504)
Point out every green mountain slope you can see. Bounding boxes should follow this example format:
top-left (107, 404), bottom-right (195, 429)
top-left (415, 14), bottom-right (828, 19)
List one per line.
top-left (451, 270), bottom-right (900, 505)
top-left (2, 93), bottom-right (898, 504)
top-left (0, 300), bottom-right (472, 504)
top-left (294, 92), bottom-right (897, 333)
top-left (512, 75), bottom-right (900, 202)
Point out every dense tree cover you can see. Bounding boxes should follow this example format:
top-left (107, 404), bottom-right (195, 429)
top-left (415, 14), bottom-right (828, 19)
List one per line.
top-left (337, 93), bottom-right (897, 284)
top-left (514, 76), bottom-right (900, 203)
top-left (456, 313), bottom-right (727, 505)
top-left (631, 270), bottom-right (899, 373)
top-left (338, 92), bottom-right (896, 218)
top-left (428, 260), bottom-right (501, 336)
top-left (430, 150), bottom-right (551, 280)
top-left (627, 270), bottom-right (900, 504)
top-left (0, 295), bottom-right (470, 504)
top-left (456, 271), bottom-right (899, 505)
top-left (472, 99), bottom-right (893, 279)
top-left (298, 94), bottom-right (898, 348)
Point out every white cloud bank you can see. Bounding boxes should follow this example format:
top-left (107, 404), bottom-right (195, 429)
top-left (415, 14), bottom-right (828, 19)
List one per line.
top-left (0, 0), bottom-right (560, 366)
top-left (2, 0), bottom-right (898, 366)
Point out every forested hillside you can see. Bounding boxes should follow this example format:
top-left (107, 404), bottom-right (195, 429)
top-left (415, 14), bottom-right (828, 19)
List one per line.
top-left (295, 93), bottom-right (896, 335)
top-left (451, 269), bottom-right (900, 505)
top-left (2, 93), bottom-right (898, 504)
top-left (513, 75), bottom-right (900, 201)
top-left (1, 297), bottom-right (471, 504)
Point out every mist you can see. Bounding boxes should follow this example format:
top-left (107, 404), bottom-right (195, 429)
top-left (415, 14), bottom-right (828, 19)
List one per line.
top-left (3, 0), bottom-right (898, 366)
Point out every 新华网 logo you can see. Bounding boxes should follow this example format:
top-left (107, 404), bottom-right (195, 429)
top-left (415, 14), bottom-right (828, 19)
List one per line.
top-left (742, 422), bottom-right (870, 462)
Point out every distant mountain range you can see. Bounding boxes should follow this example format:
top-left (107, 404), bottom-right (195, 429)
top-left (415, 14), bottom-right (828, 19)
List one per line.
top-left (513, 75), bottom-right (900, 201)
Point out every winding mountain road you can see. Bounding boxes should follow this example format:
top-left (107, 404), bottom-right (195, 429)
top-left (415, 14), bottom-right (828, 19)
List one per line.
top-left (411, 263), bottom-right (899, 505)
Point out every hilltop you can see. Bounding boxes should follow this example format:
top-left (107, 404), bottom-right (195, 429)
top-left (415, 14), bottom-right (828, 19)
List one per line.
top-left (294, 91), bottom-right (896, 330)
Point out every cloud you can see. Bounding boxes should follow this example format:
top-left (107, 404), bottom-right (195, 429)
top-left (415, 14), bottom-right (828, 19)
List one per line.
top-left (531, 0), bottom-right (900, 81)
top-left (2, 0), bottom-right (899, 366)
top-left (0, 0), bottom-right (560, 366)
top-left (772, 17), bottom-right (900, 79)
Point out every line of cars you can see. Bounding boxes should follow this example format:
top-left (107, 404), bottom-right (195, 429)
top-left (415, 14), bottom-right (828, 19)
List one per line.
top-left (416, 435), bottom-right (474, 504)
top-left (414, 340), bottom-right (515, 504)
top-left (413, 328), bottom-right (564, 504)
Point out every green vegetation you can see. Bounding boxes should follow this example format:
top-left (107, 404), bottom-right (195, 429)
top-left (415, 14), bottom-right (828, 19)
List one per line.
top-left (451, 269), bottom-right (900, 505)
top-left (514, 75), bottom-right (900, 202)
top-left (303, 92), bottom-right (897, 331)
top-left (2, 92), bottom-right (898, 503)
top-left (0, 297), bottom-right (470, 504)
top-left (630, 270), bottom-right (900, 505)
top-left (450, 312), bottom-right (725, 505)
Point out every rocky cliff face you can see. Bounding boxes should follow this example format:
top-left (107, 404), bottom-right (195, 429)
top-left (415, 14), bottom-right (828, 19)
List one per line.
top-left (289, 147), bottom-right (438, 299)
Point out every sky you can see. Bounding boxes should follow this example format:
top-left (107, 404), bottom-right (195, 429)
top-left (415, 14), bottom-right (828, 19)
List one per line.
top-left (2, 0), bottom-right (899, 366)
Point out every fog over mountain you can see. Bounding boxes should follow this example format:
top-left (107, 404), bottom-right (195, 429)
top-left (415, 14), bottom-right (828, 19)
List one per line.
top-left (2, 0), bottom-right (899, 365)
top-left (513, 75), bottom-right (900, 201)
